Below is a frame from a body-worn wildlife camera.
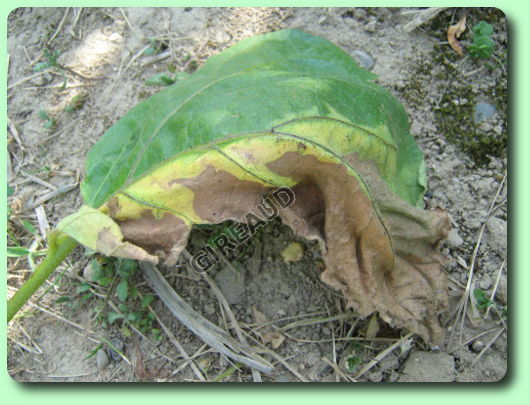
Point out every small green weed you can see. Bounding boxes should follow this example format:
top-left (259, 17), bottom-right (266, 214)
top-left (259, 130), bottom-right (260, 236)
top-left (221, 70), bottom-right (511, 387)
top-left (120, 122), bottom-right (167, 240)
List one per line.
top-left (145, 71), bottom-right (189, 87)
top-left (64, 94), bottom-right (86, 112)
top-left (34, 47), bottom-right (68, 88)
top-left (473, 288), bottom-right (495, 311)
top-left (143, 38), bottom-right (166, 56)
top-left (59, 257), bottom-right (162, 341)
top-left (468, 21), bottom-right (495, 59)
top-left (33, 47), bottom-right (60, 72)
top-left (473, 288), bottom-right (507, 319)
top-left (6, 199), bottom-right (46, 259)
top-left (38, 109), bottom-right (56, 130)
top-left (344, 342), bottom-right (364, 373)
top-left (7, 184), bottom-right (14, 219)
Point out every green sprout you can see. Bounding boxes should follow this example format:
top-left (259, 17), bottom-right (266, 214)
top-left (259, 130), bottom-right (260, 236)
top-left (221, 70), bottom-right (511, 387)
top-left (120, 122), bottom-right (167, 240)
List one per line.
top-left (468, 21), bottom-right (495, 59)
top-left (38, 109), bottom-right (56, 130)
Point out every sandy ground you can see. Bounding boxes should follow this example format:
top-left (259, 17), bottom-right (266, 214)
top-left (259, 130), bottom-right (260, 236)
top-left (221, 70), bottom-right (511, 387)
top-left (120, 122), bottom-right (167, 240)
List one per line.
top-left (7, 7), bottom-right (507, 382)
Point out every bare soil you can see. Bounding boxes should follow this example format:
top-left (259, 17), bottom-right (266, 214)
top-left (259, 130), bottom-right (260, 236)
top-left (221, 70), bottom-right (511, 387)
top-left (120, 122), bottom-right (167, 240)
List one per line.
top-left (7, 7), bottom-right (507, 382)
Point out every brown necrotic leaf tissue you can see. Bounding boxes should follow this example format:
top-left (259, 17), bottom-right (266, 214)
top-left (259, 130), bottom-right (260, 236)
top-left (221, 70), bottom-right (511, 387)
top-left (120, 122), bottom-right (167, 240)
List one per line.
top-left (10, 30), bottom-right (450, 343)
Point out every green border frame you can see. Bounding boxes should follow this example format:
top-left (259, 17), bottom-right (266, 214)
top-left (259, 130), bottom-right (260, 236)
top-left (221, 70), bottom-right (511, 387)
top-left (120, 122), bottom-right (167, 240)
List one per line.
top-left (2, 0), bottom-right (526, 401)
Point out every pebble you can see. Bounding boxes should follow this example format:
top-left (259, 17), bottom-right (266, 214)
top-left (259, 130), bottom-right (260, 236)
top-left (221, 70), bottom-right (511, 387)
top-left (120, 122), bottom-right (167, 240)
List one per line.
top-left (486, 217), bottom-right (507, 257)
top-left (204, 302), bottom-right (216, 316)
top-left (305, 351), bottom-right (321, 367)
top-left (474, 102), bottom-right (496, 123)
top-left (479, 121), bottom-right (494, 133)
top-left (364, 18), bottom-right (377, 33)
top-left (276, 309), bottom-right (286, 317)
top-left (446, 228), bottom-right (464, 249)
top-left (96, 348), bottom-right (110, 370)
top-left (308, 360), bottom-right (331, 381)
top-left (497, 274), bottom-right (507, 304)
top-left (472, 340), bottom-right (485, 352)
top-left (378, 353), bottom-right (399, 372)
top-left (432, 190), bottom-right (448, 202)
top-left (214, 264), bottom-right (247, 304)
top-left (409, 120), bottom-right (422, 136)
top-left (494, 124), bottom-right (504, 135)
top-left (82, 263), bottom-right (98, 282)
top-left (351, 50), bottom-right (375, 71)
top-left (30, 72), bottom-right (53, 86)
top-left (479, 273), bottom-right (492, 290)
top-left (108, 337), bottom-right (124, 362)
top-left (466, 217), bottom-right (482, 230)
top-left (368, 370), bottom-right (383, 382)
top-left (214, 30), bottom-right (231, 45)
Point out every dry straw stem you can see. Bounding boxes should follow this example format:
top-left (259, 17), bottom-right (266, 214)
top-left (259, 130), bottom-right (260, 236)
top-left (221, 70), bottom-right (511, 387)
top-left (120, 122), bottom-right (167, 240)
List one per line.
top-left (354, 332), bottom-right (414, 380)
top-left (140, 261), bottom-right (273, 374)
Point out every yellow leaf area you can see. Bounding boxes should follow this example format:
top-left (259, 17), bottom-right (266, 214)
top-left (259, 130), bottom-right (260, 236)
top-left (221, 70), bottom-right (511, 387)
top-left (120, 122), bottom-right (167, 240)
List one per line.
top-left (56, 117), bottom-right (394, 269)
top-left (99, 119), bottom-right (390, 226)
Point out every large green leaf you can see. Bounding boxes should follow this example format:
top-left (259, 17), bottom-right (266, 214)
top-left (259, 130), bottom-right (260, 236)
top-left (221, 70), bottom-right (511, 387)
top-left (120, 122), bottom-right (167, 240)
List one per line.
top-left (10, 30), bottom-right (449, 344)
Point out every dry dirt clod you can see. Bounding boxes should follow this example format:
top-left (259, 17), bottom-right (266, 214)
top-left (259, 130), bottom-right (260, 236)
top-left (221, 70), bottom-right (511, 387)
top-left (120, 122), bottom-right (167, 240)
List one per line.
top-left (96, 349), bottom-right (110, 370)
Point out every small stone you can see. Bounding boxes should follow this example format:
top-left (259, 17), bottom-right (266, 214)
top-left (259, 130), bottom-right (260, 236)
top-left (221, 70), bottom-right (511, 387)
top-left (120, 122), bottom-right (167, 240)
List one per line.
top-left (388, 370), bottom-right (400, 382)
top-left (497, 274), bottom-right (507, 304)
top-left (472, 339), bottom-right (485, 352)
top-left (351, 50), bottom-right (375, 71)
top-left (379, 353), bottom-right (399, 372)
top-left (214, 264), bottom-right (247, 304)
top-left (494, 124), bottom-right (504, 135)
top-left (479, 274), bottom-right (492, 290)
top-left (96, 349), bottom-right (110, 370)
top-left (466, 217), bottom-right (482, 230)
top-left (409, 121), bottom-right (422, 136)
top-left (83, 263), bottom-right (98, 282)
top-left (475, 177), bottom-right (494, 193)
top-left (479, 121), bottom-right (494, 133)
top-left (214, 30), bottom-right (230, 44)
top-left (474, 102), bottom-right (496, 123)
top-left (368, 370), bottom-right (383, 382)
top-left (204, 302), bottom-right (216, 316)
top-left (398, 351), bottom-right (456, 382)
top-left (30, 72), bottom-right (53, 86)
top-left (308, 361), bottom-right (331, 381)
top-left (353, 8), bottom-right (366, 19)
top-left (276, 309), bottom-right (286, 317)
top-left (305, 351), bottom-right (321, 367)
top-left (364, 18), bottom-right (376, 32)
top-left (486, 217), bottom-right (507, 257)
top-left (432, 190), bottom-right (448, 202)
top-left (108, 337), bottom-right (124, 362)
top-left (446, 228), bottom-right (464, 249)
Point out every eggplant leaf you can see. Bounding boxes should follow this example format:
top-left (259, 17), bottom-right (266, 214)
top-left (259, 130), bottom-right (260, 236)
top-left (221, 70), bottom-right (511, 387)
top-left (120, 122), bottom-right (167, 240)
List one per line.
top-left (8, 30), bottom-right (449, 344)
